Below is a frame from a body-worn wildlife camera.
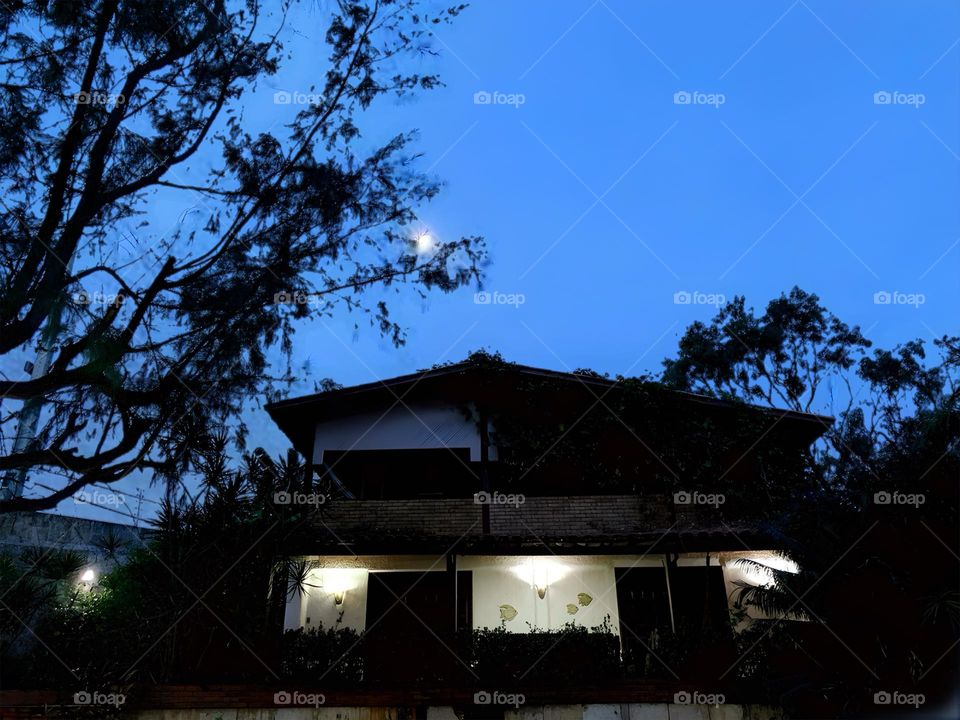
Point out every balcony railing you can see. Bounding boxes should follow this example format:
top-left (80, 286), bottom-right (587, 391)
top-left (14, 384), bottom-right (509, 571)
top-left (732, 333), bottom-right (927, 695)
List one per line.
top-left (292, 494), bottom-right (746, 553)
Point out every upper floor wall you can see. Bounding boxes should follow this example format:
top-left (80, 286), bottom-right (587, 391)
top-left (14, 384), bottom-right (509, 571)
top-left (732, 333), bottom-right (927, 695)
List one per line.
top-left (268, 359), bottom-right (831, 502)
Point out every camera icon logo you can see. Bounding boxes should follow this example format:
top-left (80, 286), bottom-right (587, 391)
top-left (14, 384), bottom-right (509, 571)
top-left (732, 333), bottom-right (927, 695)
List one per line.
top-left (873, 91), bottom-right (892, 105)
top-left (473, 491), bottom-right (491, 505)
top-left (73, 691), bottom-right (92, 705)
top-left (673, 91), bottom-right (692, 105)
top-left (874, 691), bottom-right (891, 705)
top-left (474, 291), bottom-right (492, 305)
top-left (873, 290), bottom-right (891, 305)
top-left (274, 690), bottom-right (292, 705)
top-left (674, 491), bottom-right (692, 505)
top-left (674, 691), bottom-right (692, 704)
top-left (673, 290), bottom-right (692, 305)
top-left (873, 491), bottom-right (891, 505)
top-left (474, 691), bottom-right (492, 704)
top-left (473, 90), bottom-right (492, 105)
top-left (274, 91), bottom-right (292, 105)
top-left (273, 491), bottom-right (292, 505)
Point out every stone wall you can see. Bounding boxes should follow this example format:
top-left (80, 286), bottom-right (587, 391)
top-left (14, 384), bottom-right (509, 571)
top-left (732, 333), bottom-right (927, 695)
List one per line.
top-left (0, 510), bottom-right (152, 572)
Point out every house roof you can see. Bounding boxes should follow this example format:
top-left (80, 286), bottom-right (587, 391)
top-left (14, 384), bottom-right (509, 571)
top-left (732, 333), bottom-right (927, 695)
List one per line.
top-left (266, 357), bottom-right (833, 458)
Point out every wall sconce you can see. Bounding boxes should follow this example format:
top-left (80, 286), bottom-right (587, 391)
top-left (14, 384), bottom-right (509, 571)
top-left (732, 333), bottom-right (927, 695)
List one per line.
top-left (512, 558), bottom-right (568, 601)
top-left (312, 568), bottom-right (363, 606)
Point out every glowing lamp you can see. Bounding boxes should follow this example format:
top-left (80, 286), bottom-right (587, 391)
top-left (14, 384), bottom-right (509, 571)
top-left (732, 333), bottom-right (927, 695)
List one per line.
top-left (312, 568), bottom-right (364, 606)
top-left (512, 558), bottom-right (568, 600)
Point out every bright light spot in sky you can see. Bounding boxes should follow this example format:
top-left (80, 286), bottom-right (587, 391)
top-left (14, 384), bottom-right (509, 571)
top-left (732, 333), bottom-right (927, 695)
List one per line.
top-left (416, 232), bottom-right (434, 254)
top-left (80, 569), bottom-right (96, 583)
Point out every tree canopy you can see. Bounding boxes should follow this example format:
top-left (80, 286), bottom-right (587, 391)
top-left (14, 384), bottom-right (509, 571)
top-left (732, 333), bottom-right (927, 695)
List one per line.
top-left (0, 0), bottom-right (484, 511)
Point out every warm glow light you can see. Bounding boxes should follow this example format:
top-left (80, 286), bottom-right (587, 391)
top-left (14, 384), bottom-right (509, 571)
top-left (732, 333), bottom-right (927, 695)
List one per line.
top-left (80, 569), bottom-right (96, 583)
top-left (737, 554), bottom-right (799, 587)
top-left (512, 558), bottom-right (569, 598)
top-left (310, 568), bottom-right (364, 602)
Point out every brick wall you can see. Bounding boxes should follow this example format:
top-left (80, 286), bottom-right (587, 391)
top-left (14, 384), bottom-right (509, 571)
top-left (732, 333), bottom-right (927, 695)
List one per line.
top-left (315, 495), bottom-right (680, 540)
top-left (321, 499), bottom-right (483, 536)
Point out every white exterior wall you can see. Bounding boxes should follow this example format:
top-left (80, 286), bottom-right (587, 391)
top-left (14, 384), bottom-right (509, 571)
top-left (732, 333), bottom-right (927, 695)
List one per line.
top-left (718, 552), bottom-right (802, 627)
top-left (463, 555), bottom-right (637, 633)
top-left (284, 555), bottom-right (660, 634)
top-left (282, 553), bottom-right (792, 634)
top-left (311, 402), bottom-right (495, 464)
top-left (284, 557), bottom-right (440, 632)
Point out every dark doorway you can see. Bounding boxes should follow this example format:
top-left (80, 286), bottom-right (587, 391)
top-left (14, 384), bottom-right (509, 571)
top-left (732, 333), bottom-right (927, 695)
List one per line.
top-left (669, 565), bottom-right (729, 631)
top-left (363, 570), bottom-right (472, 683)
top-left (614, 566), bottom-right (672, 671)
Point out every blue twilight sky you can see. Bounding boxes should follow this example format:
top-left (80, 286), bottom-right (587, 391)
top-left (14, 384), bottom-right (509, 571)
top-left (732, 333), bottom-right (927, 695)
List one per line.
top-left (52, 0), bottom-right (960, 523)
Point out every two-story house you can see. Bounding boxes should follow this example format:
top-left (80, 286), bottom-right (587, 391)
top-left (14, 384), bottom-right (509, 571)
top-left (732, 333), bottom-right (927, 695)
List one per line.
top-left (266, 356), bottom-right (827, 690)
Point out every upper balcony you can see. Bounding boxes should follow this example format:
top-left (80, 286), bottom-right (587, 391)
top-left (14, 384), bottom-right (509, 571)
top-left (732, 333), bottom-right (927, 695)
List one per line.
top-left (288, 493), bottom-right (766, 556)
